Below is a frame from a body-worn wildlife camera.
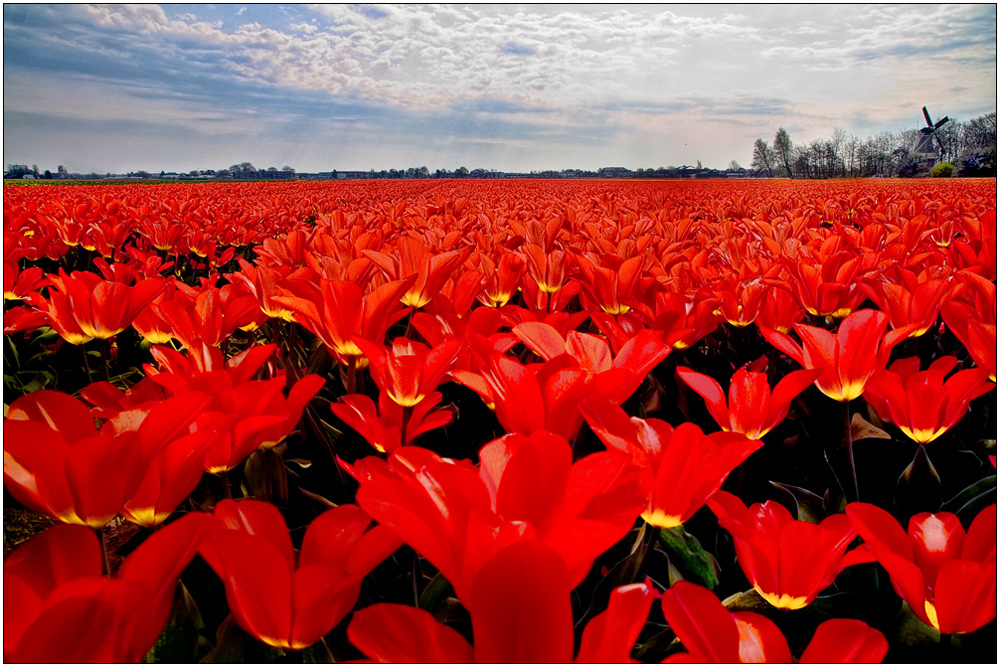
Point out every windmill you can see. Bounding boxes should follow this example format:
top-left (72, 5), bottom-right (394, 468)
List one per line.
top-left (912, 106), bottom-right (950, 160)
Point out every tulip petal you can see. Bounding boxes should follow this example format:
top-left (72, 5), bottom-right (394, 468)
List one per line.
top-left (799, 618), bottom-right (888, 663)
top-left (348, 603), bottom-right (475, 662)
top-left (576, 581), bottom-right (657, 663)
top-left (660, 581), bottom-right (739, 662)
top-left (471, 541), bottom-right (574, 663)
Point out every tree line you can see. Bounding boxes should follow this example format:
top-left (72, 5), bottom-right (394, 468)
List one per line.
top-left (751, 113), bottom-right (997, 178)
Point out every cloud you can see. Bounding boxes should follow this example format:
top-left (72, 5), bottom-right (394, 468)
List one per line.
top-left (2, 4), bottom-right (995, 172)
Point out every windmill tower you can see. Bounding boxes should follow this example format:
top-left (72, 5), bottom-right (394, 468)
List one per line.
top-left (912, 106), bottom-right (950, 163)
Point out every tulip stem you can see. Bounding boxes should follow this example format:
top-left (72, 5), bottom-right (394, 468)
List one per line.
top-left (400, 405), bottom-right (412, 451)
top-left (939, 631), bottom-right (953, 659)
top-left (81, 343), bottom-right (94, 384)
top-left (100, 338), bottom-right (111, 383)
top-left (346, 356), bottom-right (356, 395)
top-left (100, 525), bottom-right (112, 576)
top-left (843, 401), bottom-right (860, 502)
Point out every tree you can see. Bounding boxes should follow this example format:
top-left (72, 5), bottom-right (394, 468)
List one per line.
top-left (751, 138), bottom-right (775, 177)
top-left (928, 161), bottom-right (956, 177)
top-left (829, 127), bottom-right (847, 177)
top-left (773, 128), bottom-right (794, 178)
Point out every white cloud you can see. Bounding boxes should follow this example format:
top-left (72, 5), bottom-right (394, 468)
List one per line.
top-left (4, 3), bottom-right (995, 171)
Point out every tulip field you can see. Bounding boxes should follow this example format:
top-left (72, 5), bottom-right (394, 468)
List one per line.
top-left (3, 177), bottom-right (996, 663)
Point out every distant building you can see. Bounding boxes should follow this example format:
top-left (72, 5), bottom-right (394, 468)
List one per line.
top-left (597, 167), bottom-right (632, 178)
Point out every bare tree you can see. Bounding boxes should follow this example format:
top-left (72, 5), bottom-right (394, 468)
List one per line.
top-left (773, 128), bottom-right (794, 178)
top-left (751, 138), bottom-right (775, 177)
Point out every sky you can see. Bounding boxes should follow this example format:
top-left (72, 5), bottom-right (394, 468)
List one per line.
top-left (3, 3), bottom-right (997, 174)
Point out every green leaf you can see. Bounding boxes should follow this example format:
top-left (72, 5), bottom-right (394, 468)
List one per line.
top-left (849, 412), bottom-right (891, 442)
top-left (634, 628), bottom-right (678, 663)
top-left (142, 582), bottom-right (210, 663)
top-left (822, 449), bottom-right (847, 515)
top-left (722, 588), bottom-right (772, 613)
top-left (198, 615), bottom-right (287, 663)
top-left (890, 601), bottom-right (939, 648)
top-left (658, 526), bottom-right (721, 590)
top-left (418, 571), bottom-right (454, 612)
top-left (942, 475), bottom-right (997, 524)
top-left (299, 487), bottom-right (338, 509)
top-left (893, 445), bottom-right (942, 517)
top-left (770, 481), bottom-right (826, 523)
top-left (301, 639), bottom-right (335, 664)
top-left (243, 448), bottom-right (288, 506)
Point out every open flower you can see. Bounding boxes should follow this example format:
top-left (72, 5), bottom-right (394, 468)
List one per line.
top-left (4, 514), bottom-right (208, 662)
top-left (708, 491), bottom-right (872, 610)
top-left (677, 365), bottom-right (820, 439)
top-left (354, 337), bottom-right (462, 408)
top-left (25, 269), bottom-right (165, 344)
top-left (199, 499), bottom-right (401, 651)
top-left (847, 502), bottom-right (996, 635)
top-left (344, 434), bottom-right (645, 606)
top-left (273, 276), bottom-right (415, 366)
top-left (4, 390), bottom-right (208, 529)
top-left (761, 308), bottom-right (912, 402)
top-left (330, 391), bottom-right (453, 454)
top-left (348, 541), bottom-right (657, 663)
top-left (660, 580), bottom-right (888, 663)
top-left (863, 356), bottom-right (994, 444)
top-left (580, 398), bottom-right (763, 529)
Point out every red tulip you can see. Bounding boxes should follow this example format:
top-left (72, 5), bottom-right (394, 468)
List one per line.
top-left (520, 243), bottom-right (577, 312)
top-left (273, 276), bottom-right (414, 366)
top-left (646, 291), bottom-right (724, 350)
top-left (706, 274), bottom-right (770, 328)
top-left (761, 308), bottom-right (911, 402)
top-left (862, 273), bottom-right (963, 338)
top-left (411, 306), bottom-right (519, 373)
top-left (941, 273), bottom-right (997, 381)
top-left (132, 280), bottom-right (180, 344)
top-left (154, 281), bottom-right (262, 349)
top-left (863, 356), bottom-right (994, 444)
top-left (708, 491), bottom-right (872, 610)
top-left (3, 262), bottom-right (44, 302)
top-left (199, 499), bottom-right (401, 651)
top-left (4, 390), bottom-right (208, 529)
top-left (4, 513), bottom-right (208, 662)
top-left (660, 580), bottom-right (887, 663)
top-left (847, 502), bottom-right (996, 634)
top-left (120, 428), bottom-right (218, 527)
top-left (513, 321), bottom-right (670, 405)
top-left (348, 541), bottom-right (657, 663)
top-left (756, 285), bottom-right (806, 334)
top-left (573, 252), bottom-right (647, 315)
top-left (450, 351), bottom-right (591, 439)
top-left (354, 336), bottom-right (462, 408)
top-left (144, 344), bottom-right (324, 473)
top-left (363, 236), bottom-right (468, 309)
top-left (677, 365), bottom-right (820, 439)
top-left (778, 246), bottom-right (875, 318)
top-left (345, 434), bottom-right (645, 606)
top-left (25, 269), bottom-right (165, 344)
top-left (230, 258), bottom-right (307, 322)
top-left (475, 251), bottom-right (525, 308)
top-left (330, 391), bottom-right (452, 454)
top-left (581, 398), bottom-right (763, 529)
